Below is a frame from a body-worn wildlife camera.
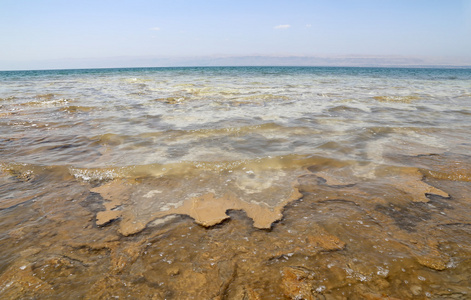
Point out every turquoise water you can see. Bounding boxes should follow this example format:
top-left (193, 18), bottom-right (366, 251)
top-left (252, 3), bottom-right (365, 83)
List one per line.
top-left (1, 67), bottom-right (471, 298)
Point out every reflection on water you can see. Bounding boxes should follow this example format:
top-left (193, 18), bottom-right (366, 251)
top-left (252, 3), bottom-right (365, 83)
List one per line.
top-left (1, 67), bottom-right (471, 299)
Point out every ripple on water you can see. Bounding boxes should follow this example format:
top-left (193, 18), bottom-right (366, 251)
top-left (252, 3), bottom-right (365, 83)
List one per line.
top-left (1, 67), bottom-right (471, 298)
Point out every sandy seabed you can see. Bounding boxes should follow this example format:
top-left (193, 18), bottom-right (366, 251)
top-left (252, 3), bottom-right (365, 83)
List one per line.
top-left (1, 152), bottom-right (471, 299)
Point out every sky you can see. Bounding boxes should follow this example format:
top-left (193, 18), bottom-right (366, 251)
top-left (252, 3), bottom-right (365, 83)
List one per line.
top-left (1, 0), bottom-right (471, 70)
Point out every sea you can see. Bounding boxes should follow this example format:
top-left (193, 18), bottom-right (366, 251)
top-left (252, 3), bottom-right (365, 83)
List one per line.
top-left (1, 66), bottom-right (470, 299)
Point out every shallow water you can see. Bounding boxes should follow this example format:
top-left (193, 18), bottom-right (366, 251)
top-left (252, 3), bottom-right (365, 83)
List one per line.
top-left (1, 66), bottom-right (471, 299)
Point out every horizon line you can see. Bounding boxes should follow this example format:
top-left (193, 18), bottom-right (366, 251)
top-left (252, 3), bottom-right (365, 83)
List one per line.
top-left (2, 64), bottom-right (471, 72)
top-left (2, 54), bottom-right (471, 72)
top-left (3, 65), bottom-right (471, 72)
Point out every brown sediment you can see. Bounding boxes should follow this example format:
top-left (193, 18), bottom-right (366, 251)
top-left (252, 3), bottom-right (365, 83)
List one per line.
top-left (310, 162), bottom-right (449, 202)
top-left (92, 179), bottom-right (129, 227)
top-left (315, 170), bottom-right (356, 186)
top-left (419, 154), bottom-right (471, 182)
top-left (0, 261), bottom-right (54, 298)
top-left (375, 166), bottom-right (449, 202)
top-left (373, 95), bottom-right (421, 103)
top-left (96, 210), bottom-right (122, 226)
top-left (0, 191), bottom-right (48, 210)
top-left (93, 133), bottom-right (128, 146)
top-left (2, 154), bottom-right (471, 299)
top-left (0, 112), bottom-right (14, 118)
top-left (90, 156), bottom-right (451, 237)
top-left (60, 105), bottom-right (94, 113)
top-left (174, 193), bottom-right (232, 226)
top-left (0, 96), bottom-right (17, 101)
top-left (228, 94), bottom-right (290, 106)
top-left (0, 165), bottom-right (74, 209)
top-left (171, 188), bottom-right (302, 229)
top-left (426, 169), bottom-right (471, 182)
top-left (35, 93), bottom-right (56, 100)
top-left (1, 163), bottom-right (37, 182)
top-left (91, 172), bottom-right (304, 235)
top-left (89, 155), bottom-right (314, 234)
top-left (280, 266), bottom-right (317, 299)
top-left (152, 96), bottom-right (189, 104)
top-left (387, 153), bottom-right (471, 182)
top-left (416, 247), bottom-right (449, 271)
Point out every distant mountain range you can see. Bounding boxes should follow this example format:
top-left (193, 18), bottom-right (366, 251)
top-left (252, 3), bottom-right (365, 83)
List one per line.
top-left (2, 55), bottom-right (471, 71)
top-left (164, 55), bottom-right (470, 68)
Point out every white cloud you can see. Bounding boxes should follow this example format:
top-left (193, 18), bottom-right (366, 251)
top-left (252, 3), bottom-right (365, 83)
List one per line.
top-left (274, 24), bottom-right (291, 30)
top-left (306, 24), bottom-right (312, 28)
top-left (150, 27), bottom-right (161, 31)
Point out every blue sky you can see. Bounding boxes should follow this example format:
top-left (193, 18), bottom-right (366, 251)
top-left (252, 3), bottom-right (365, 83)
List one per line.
top-left (1, 0), bottom-right (471, 69)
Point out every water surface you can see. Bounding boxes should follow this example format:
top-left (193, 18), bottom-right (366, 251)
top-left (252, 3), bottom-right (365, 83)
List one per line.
top-left (1, 66), bottom-right (471, 299)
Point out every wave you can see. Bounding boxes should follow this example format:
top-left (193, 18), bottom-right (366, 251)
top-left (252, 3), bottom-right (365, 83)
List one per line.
top-left (373, 95), bottom-right (421, 103)
top-left (90, 122), bottom-right (316, 145)
top-left (1, 154), bottom-right (342, 183)
top-left (60, 105), bottom-right (95, 113)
